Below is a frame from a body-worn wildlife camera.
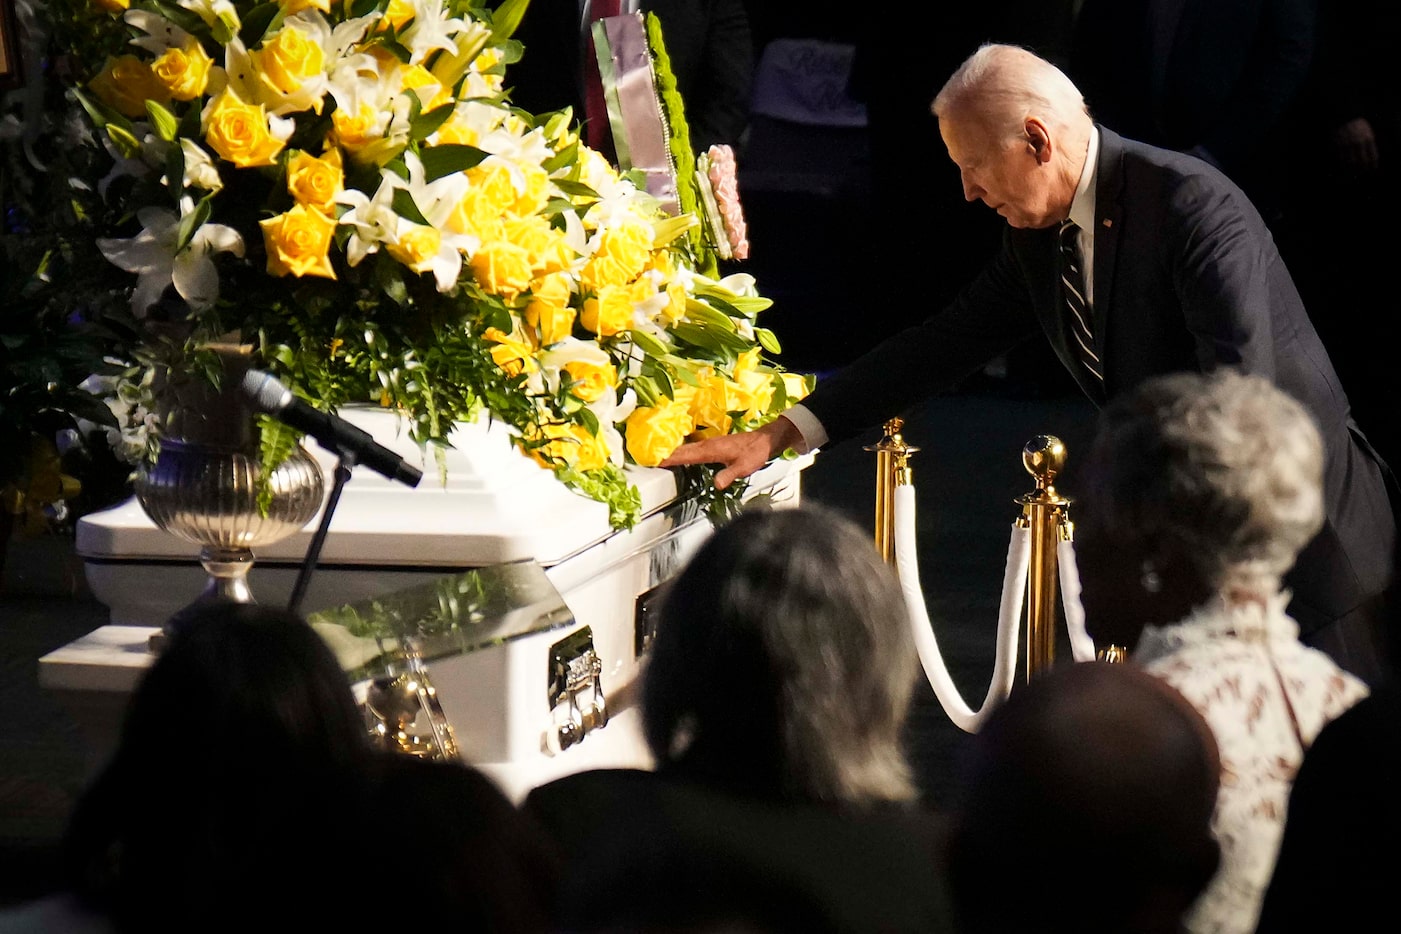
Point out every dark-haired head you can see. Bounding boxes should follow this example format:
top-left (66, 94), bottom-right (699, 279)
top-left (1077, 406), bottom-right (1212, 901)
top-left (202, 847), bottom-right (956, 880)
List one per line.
top-left (948, 660), bottom-right (1222, 934)
top-left (63, 601), bottom-right (373, 931)
top-left (642, 504), bottom-right (919, 806)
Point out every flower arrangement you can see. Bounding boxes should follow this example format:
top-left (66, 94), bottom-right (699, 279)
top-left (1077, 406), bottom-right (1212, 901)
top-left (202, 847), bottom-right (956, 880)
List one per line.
top-left (44, 0), bottom-right (809, 529)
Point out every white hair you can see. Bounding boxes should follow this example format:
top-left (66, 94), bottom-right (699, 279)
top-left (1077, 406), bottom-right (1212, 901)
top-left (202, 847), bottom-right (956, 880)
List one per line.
top-left (1084, 369), bottom-right (1326, 596)
top-left (932, 43), bottom-right (1091, 148)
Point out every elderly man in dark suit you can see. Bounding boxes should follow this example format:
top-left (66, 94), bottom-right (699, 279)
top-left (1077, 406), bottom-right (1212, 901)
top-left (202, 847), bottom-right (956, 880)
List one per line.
top-left (663, 43), bottom-right (1399, 685)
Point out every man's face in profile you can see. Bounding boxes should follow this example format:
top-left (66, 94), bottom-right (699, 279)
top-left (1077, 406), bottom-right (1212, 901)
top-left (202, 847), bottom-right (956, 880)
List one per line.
top-left (940, 109), bottom-right (1061, 230)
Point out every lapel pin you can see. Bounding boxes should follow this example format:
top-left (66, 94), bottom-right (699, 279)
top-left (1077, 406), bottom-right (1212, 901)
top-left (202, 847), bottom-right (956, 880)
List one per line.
top-left (1102, 219), bottom-right (1113, 228)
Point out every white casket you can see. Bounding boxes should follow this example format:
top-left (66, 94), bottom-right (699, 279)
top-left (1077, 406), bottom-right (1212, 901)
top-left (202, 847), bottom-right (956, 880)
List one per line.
top-left (41, 408), bottom-right (809, 799)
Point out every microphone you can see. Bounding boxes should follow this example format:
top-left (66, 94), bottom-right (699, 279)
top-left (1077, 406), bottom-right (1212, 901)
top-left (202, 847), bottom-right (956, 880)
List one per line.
top-left (241, 370), bottom-right (423, 488)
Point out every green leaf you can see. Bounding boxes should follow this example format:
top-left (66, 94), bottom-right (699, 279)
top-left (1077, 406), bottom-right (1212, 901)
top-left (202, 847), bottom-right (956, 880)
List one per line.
top-left (409, 103), bottom-right (457, 142)
top-left (691, 291), bottom-right (743, 320)
top-left (726, 295), bottom-right (774, 314)
top-left (390, 189), bottom-right (431, 226)
top-left (174, 196), bottom-right (213, 254)
top-left (419, 143), bottom-right (488, 181)
top-left (491, 0), bottom-right (533, 41)
top-left (684, 299), bottom-right (738, 332)
top-left (178, 103), bottom-right (203, 140)
top-left (577, 406), bottom-right (600, 436)
top-left (73, 88), bottom-right (128, 133)
top-left (238, 3), bottom-right (285, 47)
top-left (756, 327), bottom-right (782, 354)
top-left (633, 376), bottom-right (659, 408)
top-left (164, 143), bottom-right (187, 198)
top-left (669, 323), bottom-right (727, 354)
top-left (484, 304), bottom-right (512, 334)
top-left (628, 328), bottom-right (673, 358)
top-left (551, 179), bottom-right (600, 199)
top-left (105, 124), bottom-right (143, 160)
top-left (145, 100), bottom-right (180, 142)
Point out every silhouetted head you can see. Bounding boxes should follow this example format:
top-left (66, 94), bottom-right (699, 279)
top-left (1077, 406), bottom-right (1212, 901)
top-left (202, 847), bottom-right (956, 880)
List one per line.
top-left (360, 756), bottom-right (562, 931)
top-left (643, 504), bottom-right (919, 806)
top-left (64, 601), bottom-right (373, 931)
top-left (948, 661), bottom-right (1222, 934)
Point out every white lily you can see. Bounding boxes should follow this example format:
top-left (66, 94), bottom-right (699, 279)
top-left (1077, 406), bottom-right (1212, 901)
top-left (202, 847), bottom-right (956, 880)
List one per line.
top-left (399, 0), bottom-right (469, 64)
top-left (538, 338), bottom-right (612, 395)
top-left (96, 198), bottom-right (244, 316)
top-left (336, 175), bottom-right (400, 267)
top-left (178, 0), bottom-right (240, 32)
top-left (125, 9), bottom-right (197, 55)
top-left (179, 139), bottom-right (222, 192)
top-left (382, 152), bottom-right (475, 289)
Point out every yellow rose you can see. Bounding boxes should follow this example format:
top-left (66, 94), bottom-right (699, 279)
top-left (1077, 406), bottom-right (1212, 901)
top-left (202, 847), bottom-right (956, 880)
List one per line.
top-left (687, 371), bottom-right (734, 437)
top-left (469, 240), bottom-right (533, 299)
top-left (386, 224), bottom-right (442, 272)
top-left (727, 349), bottom-right (776, 422)
top-left (580, 252), bottom-right (635, 291)
top-left (484, 326), bottom-right (537, 378)
top-left (204, 87), bottom-right (285, 167)
top-left (89, 55), bottom-right (170, 119)
top-left (504, 215), bottom-right (575, 274)
top-left (528, 422), bottom-right (608, 473)
top-left (260, 204), bottom-right (337, 279)
top-left (625, 399), bottom-right (694, 467)
top-left (151, 39), bottom-right (214, 101)
top-left (286, 148), bottom-right (343, 212)
top-left (254, 24), bottom-right (324, 96)
top-left (580, 283), bottom-right (636, 337)
top-left (782, 372), bottom-right (811, 403)
top-left (563, 360), bottom-right (617, 403)
top-left (512, 163), bottom-right (551, 216)
top-left (530, 270), bottom-right (573, 308)
top-left (658, 279), bottom-right (688, 326)
top-left (524, 273), bottom-right (576, 345)
top-left (92, 0), bottom-right (129, 14)
top-left (446, 187), bottom-right (504, 240)
top-left (467, 163), bottom-right (519, 214)
top-left (592, 218), bottom-right (653, 280)
top-left (331, 103), bottom-right (381, 154)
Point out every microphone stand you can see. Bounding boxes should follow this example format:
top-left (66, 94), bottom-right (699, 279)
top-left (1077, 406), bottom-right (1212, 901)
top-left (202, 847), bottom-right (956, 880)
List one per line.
top-left (288, 450), bottom-right (358, 615)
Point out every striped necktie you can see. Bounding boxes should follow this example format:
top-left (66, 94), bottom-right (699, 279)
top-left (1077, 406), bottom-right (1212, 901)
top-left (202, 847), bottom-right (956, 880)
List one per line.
top-left (1058, 220), bottom-right (1104, 387)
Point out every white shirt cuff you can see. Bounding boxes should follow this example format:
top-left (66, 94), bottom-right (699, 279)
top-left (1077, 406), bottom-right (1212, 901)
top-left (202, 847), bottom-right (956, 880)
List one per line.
top-left (780, 404), bottom-right (827, 455)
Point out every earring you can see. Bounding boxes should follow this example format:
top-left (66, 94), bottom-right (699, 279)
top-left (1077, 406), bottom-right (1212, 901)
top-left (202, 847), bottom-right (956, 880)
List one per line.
top-left (1140, 561), bottom-right (1163, 594)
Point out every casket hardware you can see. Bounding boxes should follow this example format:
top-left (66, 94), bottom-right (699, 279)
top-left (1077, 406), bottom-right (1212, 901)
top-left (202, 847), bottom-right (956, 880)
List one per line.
top-left (364, 660), bottom-right (460, 760)
top-left (545, 627), bottom-right (608, 754)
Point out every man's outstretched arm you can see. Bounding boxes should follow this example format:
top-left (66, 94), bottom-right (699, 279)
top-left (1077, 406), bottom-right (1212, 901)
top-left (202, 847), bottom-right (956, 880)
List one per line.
top-left (660, 414), bottom-right (807, 490)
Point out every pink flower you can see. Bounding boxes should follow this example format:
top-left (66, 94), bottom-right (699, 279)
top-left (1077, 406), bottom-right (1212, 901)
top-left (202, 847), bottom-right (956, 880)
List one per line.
top-left (705, 144), bottom-right (750, 260)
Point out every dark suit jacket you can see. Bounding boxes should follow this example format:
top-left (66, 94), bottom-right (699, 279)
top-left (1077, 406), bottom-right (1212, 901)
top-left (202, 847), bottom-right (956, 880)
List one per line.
top-left (508, 0), bottom-right (754, 153)
top-left (521, 768), bottom-right (957, 934)
top-left (803, 126), bottom-right (1397, 643)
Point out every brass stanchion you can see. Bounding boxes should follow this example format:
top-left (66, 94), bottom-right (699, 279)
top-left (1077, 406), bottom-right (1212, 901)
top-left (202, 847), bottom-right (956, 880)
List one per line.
top-left (866, 418), bottom-right (919, 563)
top-left (1016, 435), bottom-right (1071, 680)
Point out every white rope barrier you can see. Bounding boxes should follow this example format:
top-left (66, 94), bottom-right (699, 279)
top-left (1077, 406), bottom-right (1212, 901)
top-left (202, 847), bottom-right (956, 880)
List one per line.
top-left (1059, 539), bottom-right (1099, 663)
top-left (894, 484), bottom-right (1025, 733)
